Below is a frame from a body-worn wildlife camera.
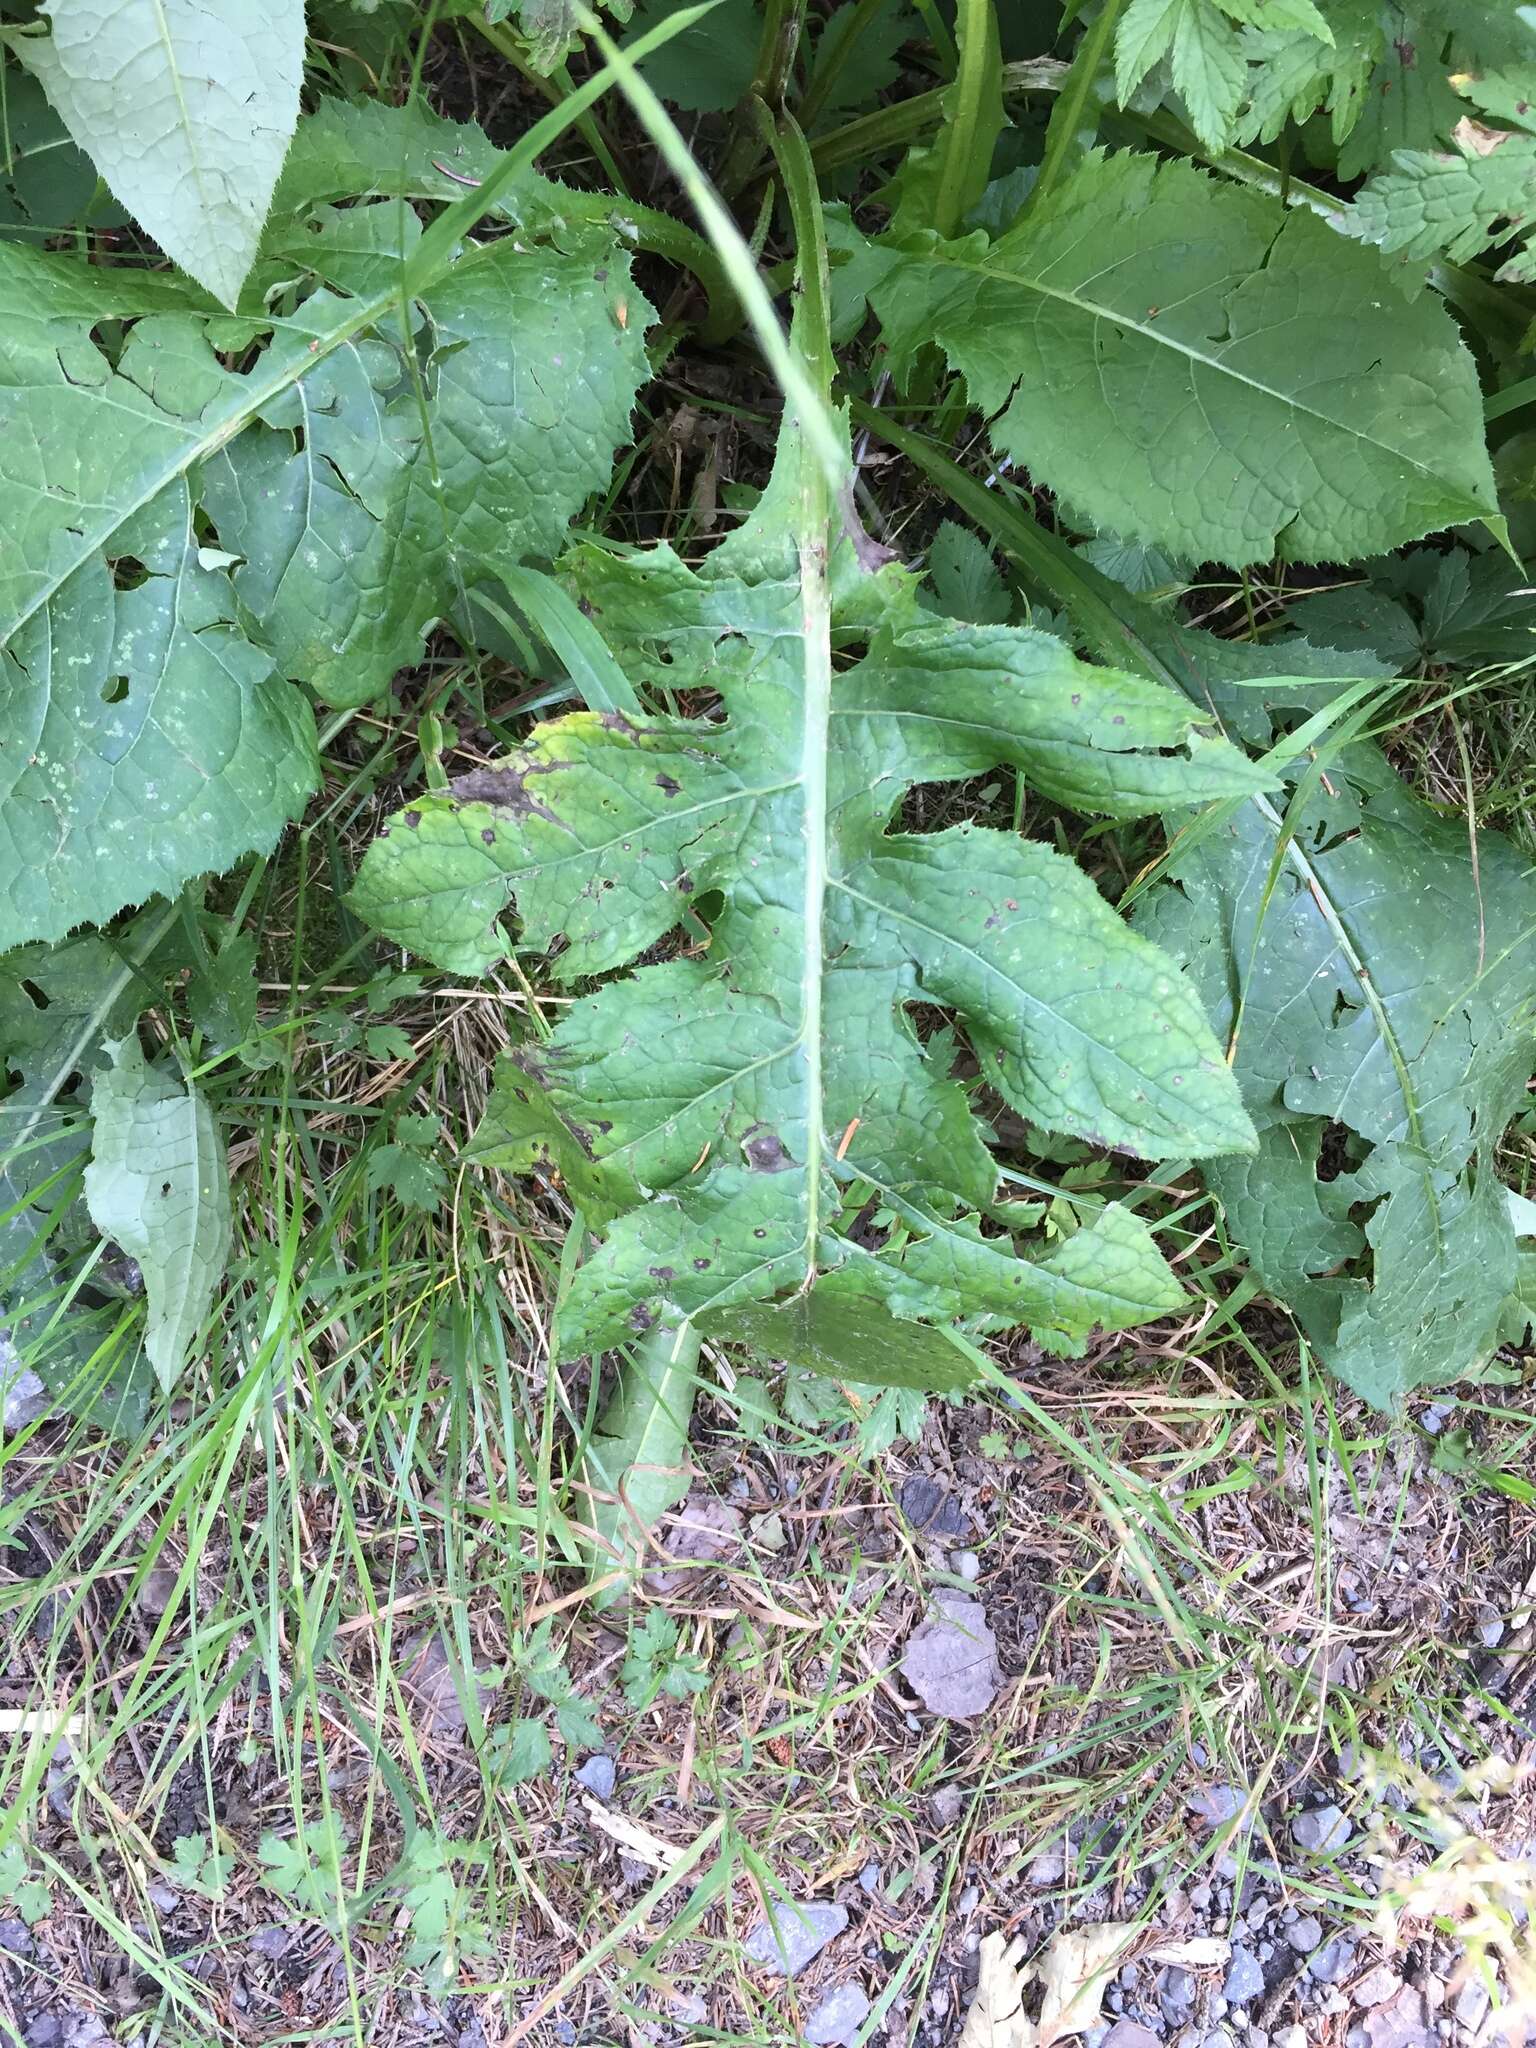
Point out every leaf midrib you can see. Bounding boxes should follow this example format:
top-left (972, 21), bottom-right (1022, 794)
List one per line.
top-left (930, 244), bottom-right (1481, 505)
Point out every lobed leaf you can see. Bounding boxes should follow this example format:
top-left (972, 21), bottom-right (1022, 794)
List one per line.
top-left (0, 122), bottom-right (652, 950)
top-left (354, 435), bottom-right (1260, 1360)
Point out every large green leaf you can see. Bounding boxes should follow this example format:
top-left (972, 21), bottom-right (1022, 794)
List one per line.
top-left (11, 0), bottom-right (305, 308)
top-left (83, 1036), bottom-right (232, 1392)
top-left (0, 116), bottom-right (652, 950)
top-left (860, 150), bottom-right (1497, 566)
top-left (1143, 747), bottom-right (1536, 1408)
top-left (353, 425), bottom-right (1260, 1360)
top-left (876, 419), bottom-right (1536, 1407)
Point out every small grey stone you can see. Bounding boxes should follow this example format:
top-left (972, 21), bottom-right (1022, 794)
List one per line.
top-left (1476, 1610), bottom-right (1505, 1651)
top-left (956, 1885), bottom-right (980, 1914)
top-left (249, 1926), bottom-right (293, 1958)
top-left (858, 1862), bottom-right (881, 1894)
top-left (1188, 1785), bottom-right (1248, 1826)
top-left (803, 1984), bottom-right (871, 2046)
top-left (1027, 1841), bottom-right (1067, 1886)
top-left (25, 2022), bottom-right (61, 2048)
top-left (1288, 1917), bottom-right (1323, 1953)
top-left (901, 1594), bottom-right (1000, 1719)
top-left (744, 1900), bottom-right (848, 1977)
top-left (954, 1550), bottom-right (980, 1582)
top-left (1292, 1804), bottom-right (1352, 1854)
top-left (575, 1754), bottom-right (617, 1802)
top-left (1353, 1968), bottom-right (1403, 2009)
top-left (1225, 1950), bottom-right (1266, 2005)
top-left (929, 1785), bottom-right (964, 1828)
top-left (1451, 1980), bottom-right (1490, 2030)
top-left (0, 1918), bottom-right (34, 1956)
top-left (1310, 1936), bottom-right (1358, 1985)
top-left (553, 2024), bottom-right (576, 2045)
top-left (398, 1631), bottom-right (499, 1735)
top-left (1274, 2030), bottom-right (1308, 2048)
top-left (137, 1567), bottom-right (180, 1617)
top-left (1160, 1968), bottom-right (1198, 2024)
top-left (1, 1348), bottom-right (49, 1435)
top-left (61, 2020), bottom-right (110, 2048)
top-left (898, 1474), bottom-right (968, 1540)
top-left (146, 1883), bottom-right (181, 1913)
top-left (1421, 1402), bottom-right (1453, 1434)
top-left (1203, 2032), bottom-right (1236, 2048)
top-left (1103, 2026), bottom-right (1164, 2048)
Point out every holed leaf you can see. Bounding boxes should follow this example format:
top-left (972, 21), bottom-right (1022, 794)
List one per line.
top-left (858, 150), bottom-right (1497, 567)
top-left (1143, 744), bottom-right (1536, 1409)
top-left (353, 445), bottom-right (1260, 1358)
top-left (0, 151), bottom-right (652, 949)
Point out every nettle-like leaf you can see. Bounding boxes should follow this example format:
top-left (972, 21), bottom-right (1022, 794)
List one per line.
top-left (0, 125), bottom-right (651, 950)
top-left (1116, 0), bottom-right (1333, 154)
top-left (10, 0), bottom-right (305, 308)
top-left (353, 437), bottom-right (1262, 1359)
top-left (1144, 747), bottom-right (1536, 1409)
top-left (1352, 133), bottom-right (1536, 281)
top-left (84, 1036), bottom-right (232, 1392)
top-left (486, 0), bottom-right (635, 73)
top-left (856, 151), bottom-right (1497, 569)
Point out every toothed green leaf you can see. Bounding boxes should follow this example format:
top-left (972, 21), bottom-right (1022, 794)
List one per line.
top-left (11, 0), bottom-right (305, 308)
top-left (864, 151), bottom-right (1497, 567)
top-left (355, 425), bottom-right (1257, 1361)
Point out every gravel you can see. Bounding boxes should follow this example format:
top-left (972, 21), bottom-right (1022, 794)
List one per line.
top-left (1102, 2026), bottom-right (1162, 2048)
top-left (1292, 1804), bottom-right (1353, 1854)
top-left (1287, 1915), bottom-right (1324, 1953)
top-left (1309, 1935), bottom-right (1358, 1984)
top-left (743, 1900), bottom-right (848, 1977)
top-left (575, 1754), bottom-right (616, 1802)
top-left (1158, 1968), bottom-right (1197, 2024)
top-left (803, 1984), bottom-right (871, 2045)
top-left (1224, 1949), bottom-right (1266, 2005)
top-left (1187, 1785), bottom-right (1248, 1826)
top-left (1, 1339), bottom-right (49, 1434)
top-left (1352, 1967), bottom-right (1404, 2009)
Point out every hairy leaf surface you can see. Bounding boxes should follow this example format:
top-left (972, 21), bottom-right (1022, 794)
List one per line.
top-left (354, 449), bottom-right (1260, 1358)
top-left (861, 151), bottom-right (1497, 566)
top-left (11, 0), bottom-right (305, 308)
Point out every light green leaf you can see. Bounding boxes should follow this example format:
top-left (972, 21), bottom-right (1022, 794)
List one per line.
top-left (355, 421), bottom-right (1256, 1361)
top-left (1115, 0), bottom-right (1249, 152)
top-left (1143, 741), bottom-right (1536, 1410)
top-left (925, 521), bottom-right (1012, 625)
top-left (865, 150), bottom-right (1498, 567)
top-left (1351, 136), bottom-right (1536, 279)
top-left (491, 0), bottom-right (635, 73)
top-left (1170, 0), bottom-right (1248, 151)
top-left (576, 1318), bottom-right (698, 1603)
top-left (84, 1037), bottom-right (232, 1392)
top-left (12, 0), bottom-right (304, 308)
